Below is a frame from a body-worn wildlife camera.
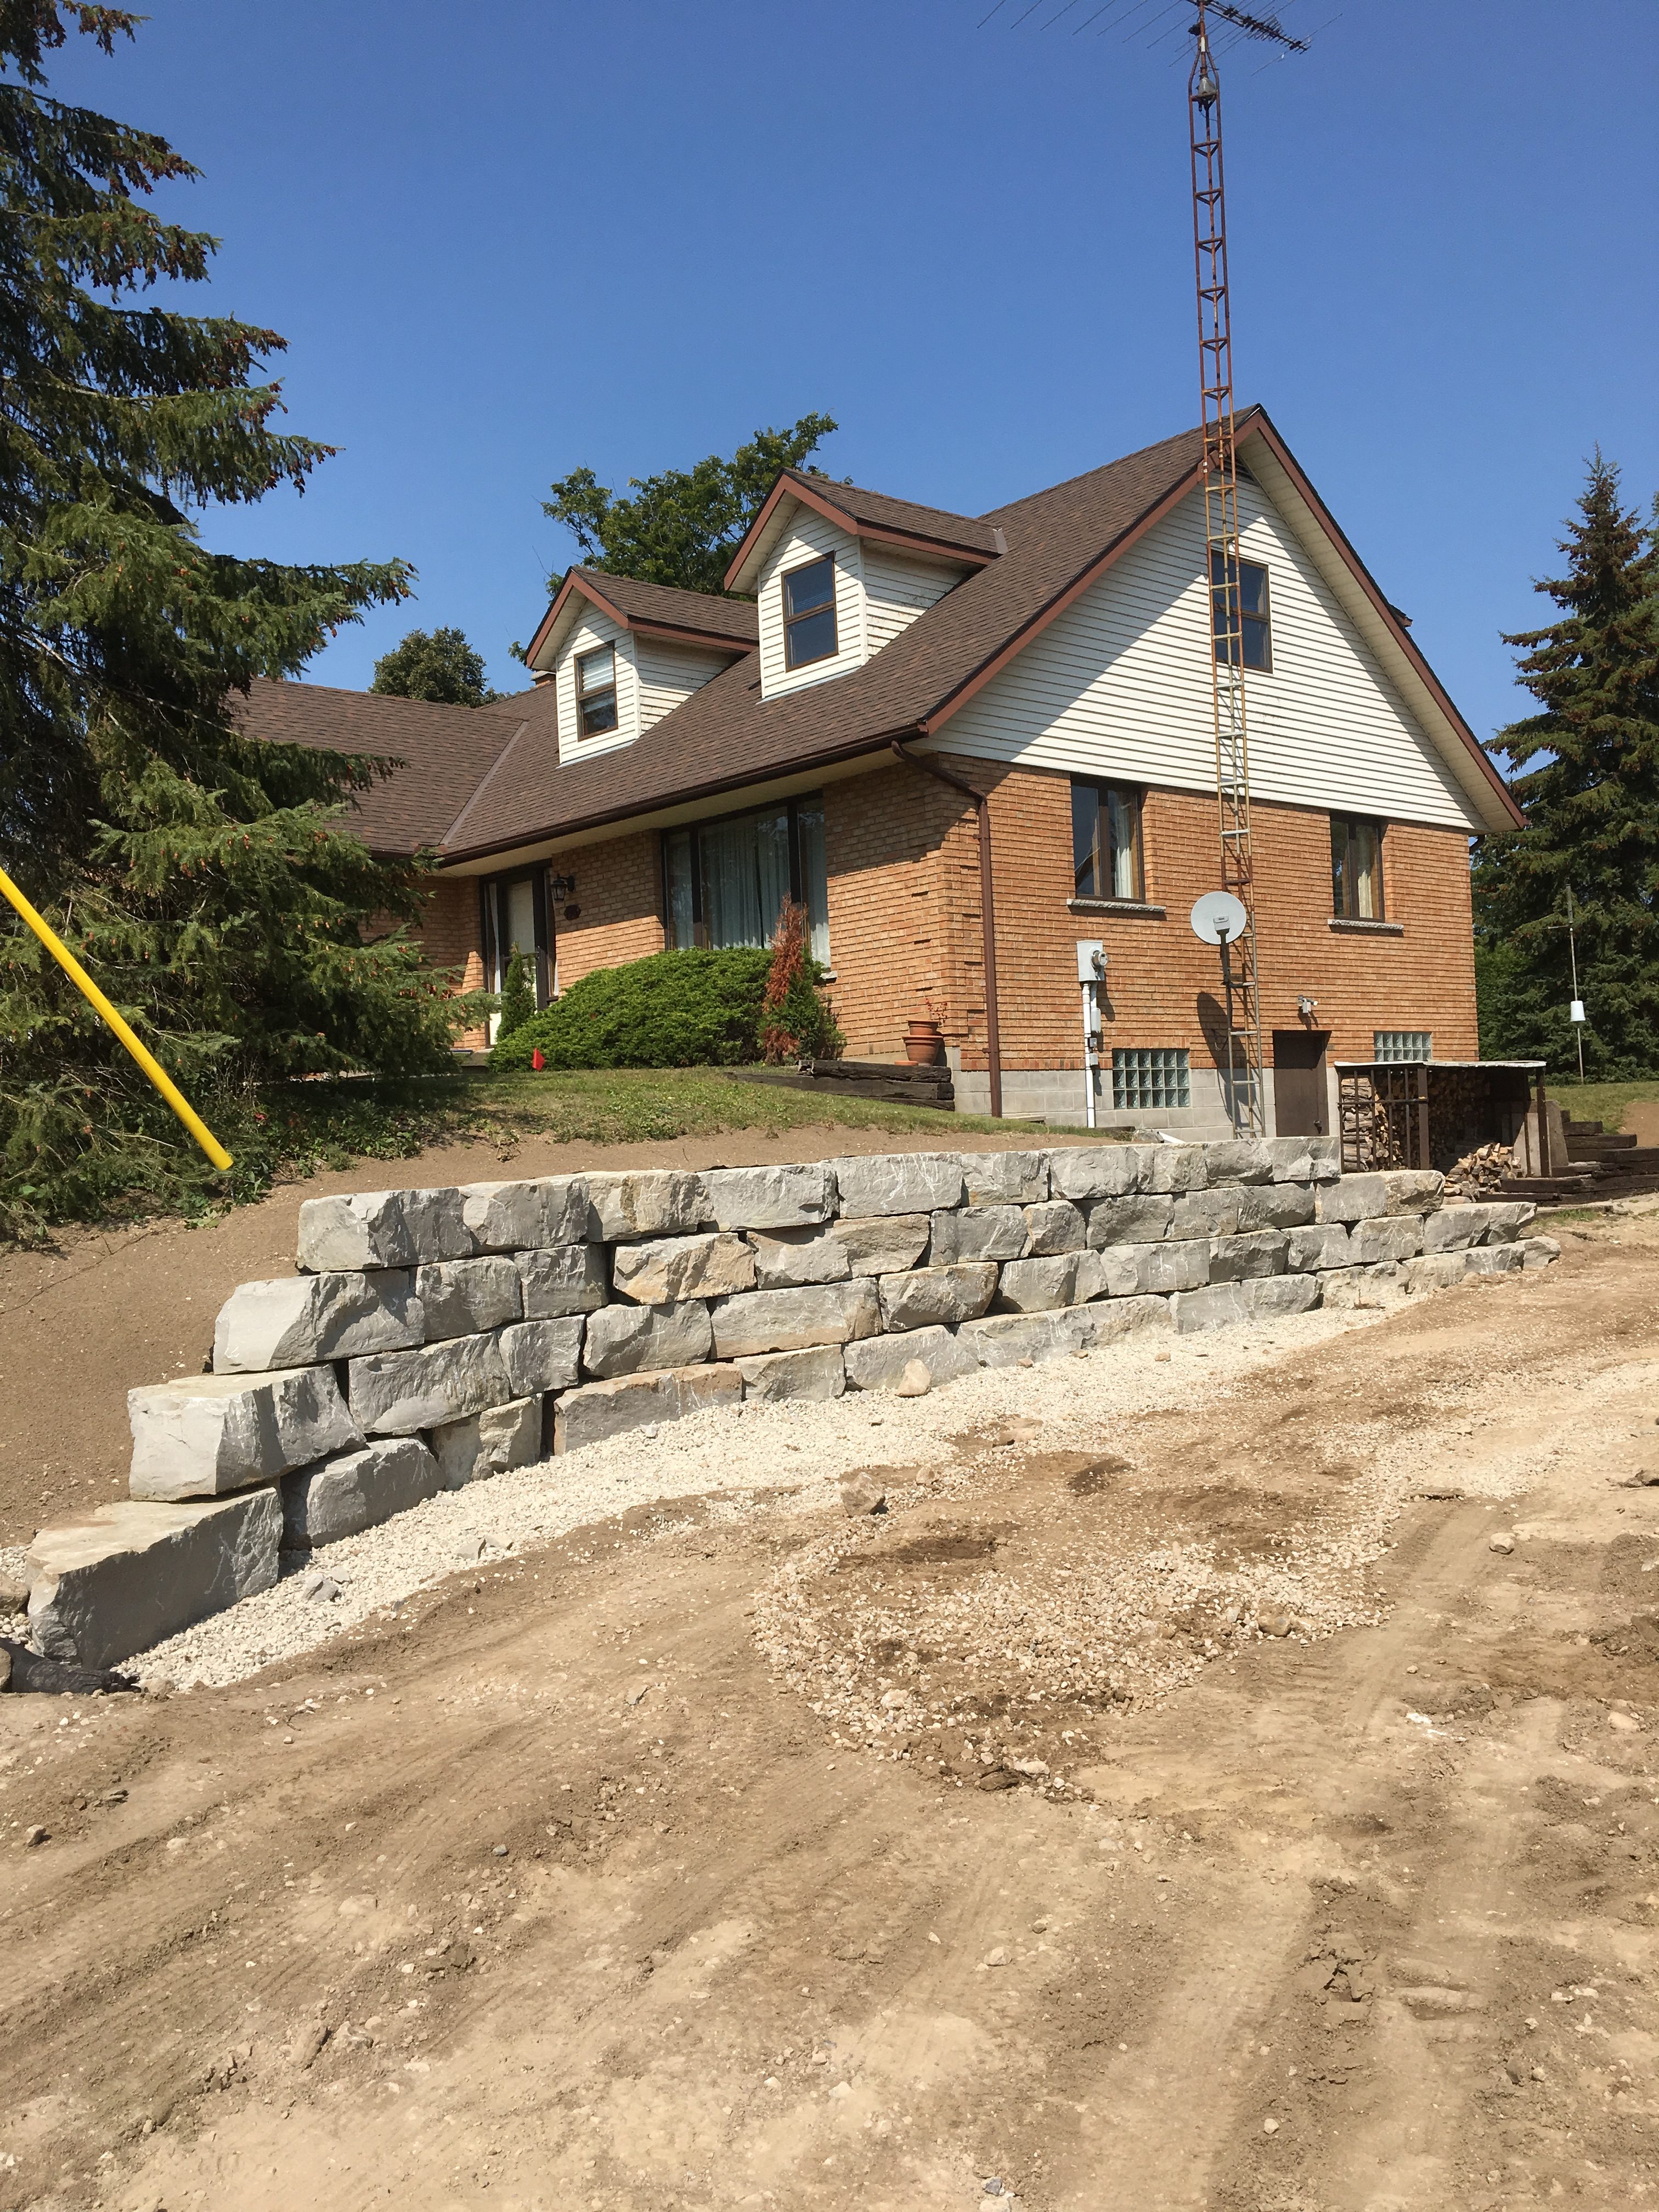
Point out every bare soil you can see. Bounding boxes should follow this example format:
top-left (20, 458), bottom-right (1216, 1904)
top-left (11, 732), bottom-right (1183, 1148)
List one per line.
top-left (4, 1213), bottom-right (1659, 2211)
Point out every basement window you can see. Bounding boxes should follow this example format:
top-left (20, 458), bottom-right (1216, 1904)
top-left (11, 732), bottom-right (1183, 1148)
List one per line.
top-left (1210, 550), bottom-right (1272, 672)
top-left (782, 556), bottom-right (838, 670)
top-left (1111, 1047), bottom-right (1190, 1111)
top-left (1374, 1031), bottom-right (1431, 1063)
top-left (575, 644), bottom-right (619, 737)
top-left (1330, 815), bottom-right (1385, 919)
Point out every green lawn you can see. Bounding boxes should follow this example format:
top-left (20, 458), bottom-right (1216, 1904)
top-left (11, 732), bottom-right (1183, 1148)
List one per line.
top-left (1548, 1077), bottom-right (1659, 1132)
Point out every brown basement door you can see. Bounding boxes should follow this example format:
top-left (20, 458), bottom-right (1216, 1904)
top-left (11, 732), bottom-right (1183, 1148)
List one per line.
top-left (1272, 1029), bottom-right (1330, 1138)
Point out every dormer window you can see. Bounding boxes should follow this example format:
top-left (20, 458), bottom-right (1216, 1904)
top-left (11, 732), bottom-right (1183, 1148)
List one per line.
top-left (783, 556), bottom-right (837, 670)
top-left (575, 644), bottom-right (618, 737)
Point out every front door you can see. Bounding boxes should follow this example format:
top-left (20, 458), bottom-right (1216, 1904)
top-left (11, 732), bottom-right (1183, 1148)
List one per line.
top-left (1272, 1029), bottom-right (1330, 1137)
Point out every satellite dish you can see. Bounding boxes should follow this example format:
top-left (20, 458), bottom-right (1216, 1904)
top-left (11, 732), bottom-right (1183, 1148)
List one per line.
top-left (1190, 890), bottom-right (1249, 946)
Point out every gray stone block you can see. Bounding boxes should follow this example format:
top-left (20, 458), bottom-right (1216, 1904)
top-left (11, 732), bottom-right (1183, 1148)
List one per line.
top-left (1169, 1282), bottom-right (1251, 1334)
top-left (553, 1364), bottom-right (742, 1453)
top-left (27, 1489), bottom-right (281, 1671)
top-left (1081, 1239), bottom-right (1209, 1299)
top-left (515, 1243), bottom-right (609, 1318)
top-left (1383, 1169), bottom-right (1445, 1216)
top-left (879, 1263), bottom-right (1000, 1331)
top-left (1070, 1294), bottom-right (1173, 1346)
top-left (710, 1280), bottom-right (880, 1358)
top-left (962, 1149), bottom-right (1050, 1205)
top-left (1319, 1263), bottom-right (1403, 1308)
top-left (1348, 1217), bottom-right (1425, 1265)
top-left (1086, 1193), bottom-right (1175, 1248)
top-left (297, 1186), bottom-right (473, 1271)
top-left (1210, 1231), bottom-right (1288, 1283)
top-left (1236, 1182), bottom-right (1316, 1231)
top-left (459, 1175), bottom-right (587, 1250)
top-left (1477, 1201), bottom-right (1533, 1243)
top-left (585, 1170), bottom-right (710, 1243)
top-left (928, 1205), bottom-right (1028, 1265)
top-left (1464, 1243), bottom-right (1522, 1276)
top-left (1246, 1274), bottom-right (1320, 1319)
top-left (1143, 1144), bottom-right (1209, 1193)
top-left (1286, 1223), bottom-right (1352, 1272)
top-left (737, 1345), bottom-right (847, 1402)
top-left (1402, 1252), bottom-right (1469, 1295)
top-left (843, 1324), bottom-right (980, 1391)
top-left (702, 1163), bottom-right (834, 1231)
top-left (1199, 1138), bottom-right (1274, 1184)
top-left (1261, 1137), bottom-right (1324, 1184)
top-left (830, 1152), bottom-right (966, 1218)
top-left (1314, 1174), bottom-right (1391, 1225)
top-left (611, 1232), bottom-right (755, 1304)
top-left (213, 1269), bottom-right (422, 1373)
top-left (748, 1226), bottom-right (853, 1289)
top-left (1421, 1205), bottom-right (1490, 1254)
top-left (992, 1254), bottom-right (1079, 1313)
top-left (1517, 1234), bottom-right (1560, 1268)
top-left (583, 1299), bottom-right (712, 1379)
top-left (957, 1311), bottom-right (1074, 1368)
top-left (348, 1333), bottom-right (512, 1434)
top-left (1022, 1199), bottom-right (1086, 1255)
top-left (1047, 1144), bottom-right (1147, 1200)
top-left (281, 1436), bottom-right (442, 1548)
top-left (430, 1397), bottom-right (543, 1489)
top-left (1169, 1189), bottom-right (1243, 1239)
top-left (828, 1212), bottom-right (932, 1275)
top-left (415, 1256), bottom-right (522, 1341)
top-left (1306, 1135), bottom-right (1343, 1183)
top-left (500, 1317), bottom-right (584, 1395)
top-left (129, 1366), bottom-right (361, 1500)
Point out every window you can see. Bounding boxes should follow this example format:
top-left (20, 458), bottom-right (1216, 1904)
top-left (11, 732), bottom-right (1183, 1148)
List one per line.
top-left (1112, 1047), bottom-right (1190, 1111)
top-left (664, 794), bottom-right (831, 965)
top-left (1330, 815), bottom-right (1385, 919)
top-left (575, 644), bottom-right (618, 737)
top-left (1071, 780), bottom-right (1144, 901)
top-left (1210, 550), bottom-right (1272, 671)
top-left (782, 556), bottom-right (838, 670)
top-left (1374, 1030), bottom-right (1431, 1063)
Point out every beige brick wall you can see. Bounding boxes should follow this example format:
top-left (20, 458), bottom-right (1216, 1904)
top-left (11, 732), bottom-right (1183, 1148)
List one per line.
top-left (551, 831), bottom-right (665, 991)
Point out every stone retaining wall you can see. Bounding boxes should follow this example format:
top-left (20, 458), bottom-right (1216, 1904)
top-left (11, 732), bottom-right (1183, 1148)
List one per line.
top-left (24, 1139), bottom-right (1558, 1670)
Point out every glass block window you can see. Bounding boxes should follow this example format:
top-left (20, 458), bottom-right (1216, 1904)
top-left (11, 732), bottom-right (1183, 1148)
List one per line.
top-left (1112, 1047), bottom-right (1190, 1110)
top-left (1374, 1030), bottom-right (1431, 1063)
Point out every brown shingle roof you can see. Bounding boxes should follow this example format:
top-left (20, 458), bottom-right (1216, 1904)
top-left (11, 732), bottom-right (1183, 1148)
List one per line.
top-left (780, 470), bottom-right (1003, 557)
top-left (567, 569), bottom-right (758, 644)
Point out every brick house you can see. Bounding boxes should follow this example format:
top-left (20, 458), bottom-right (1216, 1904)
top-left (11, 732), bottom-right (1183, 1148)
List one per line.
top-left (246, 408), bottom-right (1520, 1136)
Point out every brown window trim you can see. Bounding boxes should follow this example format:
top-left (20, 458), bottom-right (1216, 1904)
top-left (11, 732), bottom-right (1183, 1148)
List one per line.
top-left (1330, 813), bottom-right (1387, 922)
top-left (1070, 778), bottom-right (1146, 904)
top-left (575, 643), bottom-right (619, 738)
top-left (1209, 549), bottom-right (1273, 674)
top-left (781, 555), bottom-right (838, 670)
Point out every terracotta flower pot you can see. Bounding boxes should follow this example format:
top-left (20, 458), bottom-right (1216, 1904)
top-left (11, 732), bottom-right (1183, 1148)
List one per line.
top-left (904, 1018), bottom-right (945, 1066)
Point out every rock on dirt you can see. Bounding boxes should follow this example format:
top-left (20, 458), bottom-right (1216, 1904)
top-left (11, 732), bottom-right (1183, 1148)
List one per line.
top-left (839, 1471), bottom-right (887, 1517)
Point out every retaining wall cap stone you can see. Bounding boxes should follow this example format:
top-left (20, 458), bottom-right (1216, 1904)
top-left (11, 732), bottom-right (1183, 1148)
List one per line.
top-left (828, 1152), bottom-right (966, 1218)
top-left (415, 1256), bottom-right (523, 1341)
top-left (844, 1325), bottom-right (980, 1391)
top-left (1383, 1169), bottom-right (1446, 1216)
top-left (128, 1366), bottom-right (360, 1501)
top-left (960, 1150), bottom-right (1051, 1205)
top-left (583, 1298), bottom-right (714, 1379)
top-left (281, 1436), bottom-right (442, 1550)
top-left (297, 1187), bottom-right (473, 1271)
top-left (585, 1170), bottom-right (711, 1243)
top-left (1314, 1174), bottom-right (1391, 1226)
top-left (701, 1163), bottom-right (834, 1231)
top-left (213, 1270), bottom-right (422, 1374)
top-left (459, 1176), bottom-right (588, 1250)
top-left (349, 1333), bottom-right (512, 1435)
top-left (1199, 1138), bottom-right (1273, 1184)
top-left (1048, 1145), bottom-right (1146, 1201)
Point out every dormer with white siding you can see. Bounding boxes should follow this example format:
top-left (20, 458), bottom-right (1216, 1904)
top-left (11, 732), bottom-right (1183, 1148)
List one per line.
top-left (522, 569), bottom-right (757, 769)
top-left (725, 469), bottom-right (1003, 701)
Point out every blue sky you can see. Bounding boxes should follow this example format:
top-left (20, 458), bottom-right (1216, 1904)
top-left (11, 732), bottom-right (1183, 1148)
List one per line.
top-left (46, 0), bottom-right (1659, 742)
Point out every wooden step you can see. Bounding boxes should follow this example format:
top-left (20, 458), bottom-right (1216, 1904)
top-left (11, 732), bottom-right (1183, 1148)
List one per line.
top-left (1565, 1118), bottom-right (1607, 1136)
top-left (727, 1068), bottom-right (955, 1110)
top-left (1497, 1174), bottom-right (1596, 1200)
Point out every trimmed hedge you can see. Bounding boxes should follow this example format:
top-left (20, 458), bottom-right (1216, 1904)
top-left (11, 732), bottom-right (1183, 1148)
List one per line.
top-left (490, 947), bottom-right (806, 1071)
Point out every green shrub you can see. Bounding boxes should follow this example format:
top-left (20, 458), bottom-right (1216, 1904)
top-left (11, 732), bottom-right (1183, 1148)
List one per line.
top-left (498, 944), bottom-right (535, 1040)
top-left (492, 948), bottom-right (785, 1070)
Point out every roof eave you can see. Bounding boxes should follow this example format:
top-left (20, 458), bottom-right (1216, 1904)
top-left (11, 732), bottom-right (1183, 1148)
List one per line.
top-left (724, 471), bottom-right (996, 594)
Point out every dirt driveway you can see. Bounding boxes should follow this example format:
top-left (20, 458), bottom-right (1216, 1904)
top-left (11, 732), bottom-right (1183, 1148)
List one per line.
top-left (4, 1212), bottom-right (1658, 2212)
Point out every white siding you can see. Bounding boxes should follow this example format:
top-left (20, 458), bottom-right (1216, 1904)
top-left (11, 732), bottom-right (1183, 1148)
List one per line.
top-left (862, 546), bottom-right (964, 653)
top-left (555, 607), bottom-right (637, 767)
top-left (934, 479), bottom-right (1481, 832)
top-left (635, 637), bottom-right (733, 732)
top-left (756, 509), bottom-right (866, 699)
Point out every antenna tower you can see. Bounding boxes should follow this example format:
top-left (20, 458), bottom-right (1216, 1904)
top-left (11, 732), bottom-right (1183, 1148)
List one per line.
top-left (1188, 0), bottom-right (1305, 1136)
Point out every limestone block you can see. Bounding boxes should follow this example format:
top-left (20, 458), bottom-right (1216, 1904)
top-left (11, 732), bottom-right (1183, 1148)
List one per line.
top-left (1478, 1201), bottom-right (1534, 1243)
top-left (1319, 1263), bottom-right (1403, 1308)
top-left (1082, 1239), bottom-right (1209, 1299)
top-left (748, 1226), bottom-right (853, 1289)
top-left (585, 1170), bottom-right (709, 1243)
top-left (1517, 1235), bottom-right (1560, 1268)
top-left (1022, 1199), bottom-right (1086, 1255)
top-left (1314, 1174), bottom-right (1391, 1226)
top-left (957, 1311), bottom-right (1073, 1367)
top-left (500, 1317), bottom-right (585, 1395)
top-left (1086, 1194), bottom-right (1175, 1248)
top-left (1210, 1231), bottom-right (1288, 1283)
top-left (828, 1212), bottom-right (933, 1276)
top-left (879, 1263), bottom-right (1000, 1331)
top-left (830, 1152), bottom-right (966, 1218)
top-left (962, 1149), bottom-right (1050, 1205)
top-left (708, 1280), bottom-right (879, 1359)
top-left (516, 1244), bottom-right (609, 1318)
top-left (213, 1269), bottom-right (422, 1373)
top-left (297, 1186), bottom-right (472, 1271)
top-left (430, 1396), bottom-right (543, 1489)
top-left (129, 1367), bottom-right (361, 1500)
top-left (1261, 1135), bottom-right (1341, 1184)
top-left (553, 1364), bottom-right (742, 1453)
top-left (737, 1345), bottom-right (847, 1402)
top-left (612, 1232), bottom-right (755, 1304)
top-left (1421, 1206), bottom-right (1491, 1254)
top-left (415, 1256), bottom-right (522, 1341)
top-left (282, 1436), bottom-right (443, 1549)
top-left (1169, 1282), bottom-right (1251, 1334)
top-left (1286, 1223), bottom-right (1352, 1272)
top-left (1143, 1144), bottom-right (1209, 1193)
top-left (928, 1205), bottom-right (1028, 1265)
top-left (1464, 1243), bottom-right (1522, 1277)
top-left (1200, 1138), bottom-right (1273, 1184)
top-left (1306, 1135), bottom-right (1343, 1183)
top-left (1402, 1252), bottom-right (1469, 1295)
top-left (702, 1163), bottom-right (834, 1231)
top-left (1246, 1273), bottom-right (1319, 1319)
top-left (1383, 1169), bottom-right (1445, 1216)
top-left (348, 1333), bottom-right (512, 1435)
top-left (1070, 1294), bottom-right (1173, 1347)
top-left (992, 1254), bottom-right (1079, 1313)
top-left (1048, 1144), bottom-right (1147, 1201)
top-left (459, 1175), bottom-right (587, 1251)
top-left (844, 1324), bottom-right (980, 1391)
top-left (1348, 1217), bottom-right (1425, 1266)
top-left (583, 1299), bottom-right (712, 1379)
top-left (1169, 1189), bottom-right (1242, 1239)
top-left (1236, 1182), bottom-right (1315, 1231)
top-left (27, 1489), bottom-right (282, 1671)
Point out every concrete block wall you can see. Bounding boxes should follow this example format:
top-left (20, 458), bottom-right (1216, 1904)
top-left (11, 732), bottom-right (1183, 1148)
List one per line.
top-left (22, 1139), bottom-right (1558, 1671)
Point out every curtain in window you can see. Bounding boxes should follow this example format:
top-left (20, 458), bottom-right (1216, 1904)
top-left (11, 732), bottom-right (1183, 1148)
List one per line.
top-left (666, 830), bottom-right (696, 950)
top-left (700, 808), bottom-right (792, 949)
top-left (798, 801), bottom-right (831, 964)
top-left (1107, 789), bottom-right (1137, 899)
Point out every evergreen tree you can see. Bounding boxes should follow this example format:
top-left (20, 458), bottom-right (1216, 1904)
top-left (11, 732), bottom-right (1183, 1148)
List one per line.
top-left (371, 625), bottom-right (501, 707)
top-left (0, 3), bottom-right (466, 1233)
top-left (1473, 454), bottom-right (1659, 1075)
top-left (540, 414), bottom-right (839, 600)
top-left (496, 945), bottom-right (534, 1042)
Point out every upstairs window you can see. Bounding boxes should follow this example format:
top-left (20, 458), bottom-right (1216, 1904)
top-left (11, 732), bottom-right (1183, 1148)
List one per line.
top-left (575, 644), bottom-right (618, 737)
top-left (782, 556), bottom-right (838, 669)
top-left (1210, 550), bottom-right (1272, 671)
top-left (1071, 780), bottom-right (1144, 902)
top-left (1330, 815), bottom-right (1385, 919)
